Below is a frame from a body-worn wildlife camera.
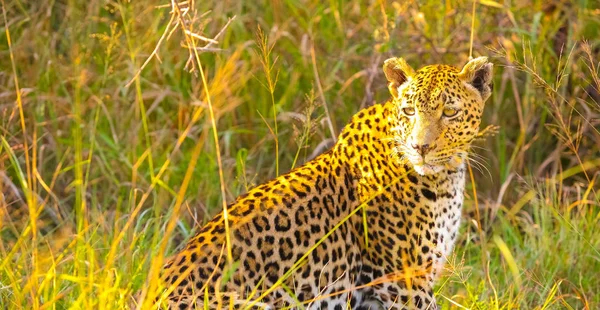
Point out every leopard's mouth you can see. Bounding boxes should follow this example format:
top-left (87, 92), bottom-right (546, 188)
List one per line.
top-left (412, 163), bottom-right (444, 175)
top-left (401, 152), bottom-right (440, 175)
top-left (409, 153), bottom-right (463, 175)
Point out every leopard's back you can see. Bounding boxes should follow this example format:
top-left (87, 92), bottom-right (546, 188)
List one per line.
top-left (161, 151), bottom-right (366, 309)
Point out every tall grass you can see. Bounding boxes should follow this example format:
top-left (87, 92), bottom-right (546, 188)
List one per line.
top-left (0, 0), bottom-right (599, 309)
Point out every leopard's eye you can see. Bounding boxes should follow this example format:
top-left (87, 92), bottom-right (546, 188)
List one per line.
top-left (402, 107), bottom-right (415, 116)
top-left (443, 107), bottom-right (458, 117)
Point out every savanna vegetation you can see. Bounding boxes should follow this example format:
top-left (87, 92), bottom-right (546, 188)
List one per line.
top-left (1, 0), bottom-right (599, 309)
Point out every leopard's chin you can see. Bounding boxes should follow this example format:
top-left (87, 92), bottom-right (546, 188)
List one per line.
top-left (412, 163), bottom-right (444, 176)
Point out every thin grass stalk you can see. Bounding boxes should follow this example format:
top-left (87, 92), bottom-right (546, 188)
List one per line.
top-left (172, 0), bottom-right (234, 266)
top-left (2, 0), bottom-right (39, 307)
top-left (256, 27), bottom-right (280, 176)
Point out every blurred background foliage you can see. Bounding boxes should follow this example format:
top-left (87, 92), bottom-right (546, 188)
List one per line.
top-left (1, 0), bottom-right (599, 308)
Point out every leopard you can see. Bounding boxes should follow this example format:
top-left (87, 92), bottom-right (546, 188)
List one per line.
top-left (156, 56), bottom-right (493, 309)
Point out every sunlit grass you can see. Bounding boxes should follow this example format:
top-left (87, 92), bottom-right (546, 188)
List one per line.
top-left (1, 0), bottom-right (599, 309)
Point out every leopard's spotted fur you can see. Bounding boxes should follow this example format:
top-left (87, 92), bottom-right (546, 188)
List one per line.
top-left (158, 57), bottom-right (493, 309)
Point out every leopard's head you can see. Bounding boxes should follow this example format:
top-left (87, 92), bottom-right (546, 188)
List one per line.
top-left (384, 57), bottom-right (493, 175)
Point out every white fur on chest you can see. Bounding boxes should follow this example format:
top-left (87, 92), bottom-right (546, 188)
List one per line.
top-left (430, 166), bottom-right (465, 279)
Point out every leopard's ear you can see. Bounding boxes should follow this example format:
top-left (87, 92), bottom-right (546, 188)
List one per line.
top-left (459, 57), bottom-right (493, 102)
top-left (383, 57), bottom-right (415, 99)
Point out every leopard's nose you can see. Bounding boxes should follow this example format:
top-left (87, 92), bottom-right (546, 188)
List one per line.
top-left (412, 143), bottom-right (434, 156)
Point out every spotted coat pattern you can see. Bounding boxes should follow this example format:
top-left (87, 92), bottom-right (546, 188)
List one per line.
top-left (158, 57), bottom-right (493, 309)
